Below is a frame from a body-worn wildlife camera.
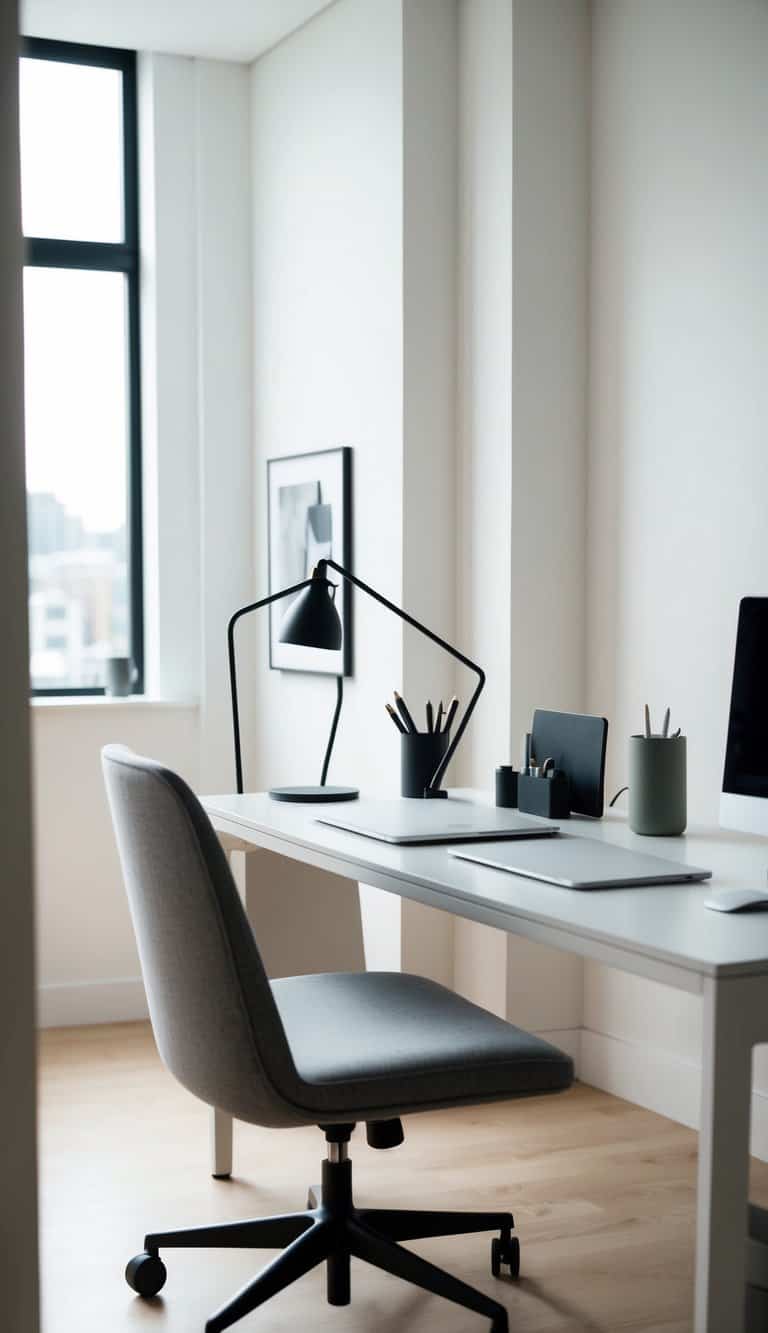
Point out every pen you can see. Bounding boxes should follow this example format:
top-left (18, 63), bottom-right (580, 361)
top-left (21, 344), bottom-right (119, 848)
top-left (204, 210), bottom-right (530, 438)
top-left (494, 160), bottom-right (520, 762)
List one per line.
top-left (385, 702), bottom-right (406, 734)
top-left (442, 696), bottom-right (459, 734)
top-left (426, 700), bottom-right (434, 733)
top-left (662, 707), bottom-right (670, 738)
top-left (435, 701), bottom-right (445, 733)
top-left (393, 691), bottom-right (418, 734)
top-left (644, 705), bottom-right (651, 739)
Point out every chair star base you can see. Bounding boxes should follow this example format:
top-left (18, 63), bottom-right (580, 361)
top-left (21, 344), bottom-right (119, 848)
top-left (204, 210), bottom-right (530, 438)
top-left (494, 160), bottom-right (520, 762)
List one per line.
top-left (126, 1127), bottom-right (518, 1333)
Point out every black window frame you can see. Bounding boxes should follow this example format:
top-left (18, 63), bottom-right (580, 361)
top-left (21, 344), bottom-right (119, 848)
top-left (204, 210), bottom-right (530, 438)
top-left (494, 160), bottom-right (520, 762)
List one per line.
top-left (22, 35), bottom-right (144, 697)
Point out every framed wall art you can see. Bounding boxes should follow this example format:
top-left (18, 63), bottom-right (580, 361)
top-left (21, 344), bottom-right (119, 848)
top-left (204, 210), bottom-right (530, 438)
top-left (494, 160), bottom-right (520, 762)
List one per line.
top-left (267, 446), bottom-right (352, 675)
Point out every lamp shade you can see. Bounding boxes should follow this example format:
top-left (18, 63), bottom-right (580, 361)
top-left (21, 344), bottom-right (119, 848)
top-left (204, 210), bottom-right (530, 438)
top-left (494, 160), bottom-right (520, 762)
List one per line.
top-left (279, 577), bottom-right (342, 650)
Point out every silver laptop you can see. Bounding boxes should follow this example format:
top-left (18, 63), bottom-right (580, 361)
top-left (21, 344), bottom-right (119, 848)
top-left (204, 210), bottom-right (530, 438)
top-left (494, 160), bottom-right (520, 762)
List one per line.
top-left (451, 835), bottom-right (712, 888)
top-left (316, 799), bottom-right (559, 846)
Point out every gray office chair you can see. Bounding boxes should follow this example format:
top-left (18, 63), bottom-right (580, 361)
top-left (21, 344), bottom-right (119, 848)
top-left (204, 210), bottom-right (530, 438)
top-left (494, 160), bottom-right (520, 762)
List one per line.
top-left (102, 745), bottom-right (573, 1333)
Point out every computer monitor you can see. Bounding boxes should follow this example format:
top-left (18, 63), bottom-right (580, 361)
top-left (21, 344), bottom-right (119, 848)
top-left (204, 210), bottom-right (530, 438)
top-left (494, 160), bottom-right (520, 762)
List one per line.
top-left (721, 597), bottom-right (768, 834)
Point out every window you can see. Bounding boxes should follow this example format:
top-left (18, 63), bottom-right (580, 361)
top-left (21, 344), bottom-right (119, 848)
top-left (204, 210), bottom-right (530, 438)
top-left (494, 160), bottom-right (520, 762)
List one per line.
top-left (21, 37), bottom-right (143, 695)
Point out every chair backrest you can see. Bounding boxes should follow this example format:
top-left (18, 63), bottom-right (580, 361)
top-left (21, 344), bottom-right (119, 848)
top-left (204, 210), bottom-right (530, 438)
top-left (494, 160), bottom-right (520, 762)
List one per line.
top-left (101, 745), bottom-right (305, 1127)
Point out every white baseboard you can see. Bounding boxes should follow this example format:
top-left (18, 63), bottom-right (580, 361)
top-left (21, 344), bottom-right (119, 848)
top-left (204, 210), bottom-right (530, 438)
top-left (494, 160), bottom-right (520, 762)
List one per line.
top-left (581, 1025), bottom-right (768, 1162)
top-left (535, 1027), bottom-right (582, 1067)
top-left (37, 977), bottom-right (148, 1028)
top-left (580, 1026), bottom-right (701, 1129)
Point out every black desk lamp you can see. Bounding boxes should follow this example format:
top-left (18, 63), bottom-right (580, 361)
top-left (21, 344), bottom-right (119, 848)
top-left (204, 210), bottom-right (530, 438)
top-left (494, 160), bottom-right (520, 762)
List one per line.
top-left (228, 557), bottom-right (485, 802)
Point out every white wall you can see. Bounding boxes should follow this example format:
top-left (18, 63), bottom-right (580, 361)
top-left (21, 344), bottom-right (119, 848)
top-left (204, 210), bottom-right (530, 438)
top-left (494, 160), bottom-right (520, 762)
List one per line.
top-left (399, 0), bottom-right (459, 981)
top-left (510, 0), bottom-right (590, 743)
top-left (34, 54), bottom-right (253, 1027)
top-left (585, 0), bottom-right (768, 1149)
top-left (194, 60), bottom-right (254, 791)
top-left (506, 0), bottom-right (590, 1050)
top-left (0, 0), bottom-right (39, 1318)
top-left (455, 0), bottom-right (514, 793)
top-left (140, 53), bottom-right (253, 791)
top-left (588, 0), bottom-right (768, 824)
top-left (402, 0), bottom-right (458, 710)
top-left (249, 0), bottom-right (463, 981)
top-left (455, 0), bottom-right (590, 780)
top-left (249, 0), bottom-right (404, 799)
top-left (32, 0), bottom-right (591, 1036)
top-left (453, 0), bottom-right (590, 1052)
top-left (140, 54), bottom-right (201, 707)
top-left (454, 0), bottom-right (514, 1017)
top-left (33, 701), bottom-right (198, 1026)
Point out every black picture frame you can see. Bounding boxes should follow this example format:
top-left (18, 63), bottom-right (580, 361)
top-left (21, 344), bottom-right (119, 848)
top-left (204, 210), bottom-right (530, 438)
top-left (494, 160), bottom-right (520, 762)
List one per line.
top-left (267, 447), bottom-right (352, 676)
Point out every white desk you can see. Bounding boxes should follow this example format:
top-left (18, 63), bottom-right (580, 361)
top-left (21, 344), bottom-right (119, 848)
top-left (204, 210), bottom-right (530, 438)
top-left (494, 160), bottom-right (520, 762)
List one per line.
top-left (202, 788), bottom-right (768, 1333)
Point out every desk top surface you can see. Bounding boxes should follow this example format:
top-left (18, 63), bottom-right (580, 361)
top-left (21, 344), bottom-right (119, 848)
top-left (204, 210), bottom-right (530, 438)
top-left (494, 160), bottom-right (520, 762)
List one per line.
top-left (201, 789), bottom-right (768, 983)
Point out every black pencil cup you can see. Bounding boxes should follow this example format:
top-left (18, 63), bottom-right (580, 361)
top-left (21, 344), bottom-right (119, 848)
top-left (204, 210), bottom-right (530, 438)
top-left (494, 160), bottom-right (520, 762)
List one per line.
top-left (518, 771), bottom-right (571, 819)
top-left (401, 732), bottom-right (450, 798)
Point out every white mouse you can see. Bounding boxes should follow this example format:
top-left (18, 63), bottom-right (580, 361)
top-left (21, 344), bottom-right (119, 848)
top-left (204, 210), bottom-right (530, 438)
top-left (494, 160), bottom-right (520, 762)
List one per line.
top-left (704, 888), bottom-right (768, 913)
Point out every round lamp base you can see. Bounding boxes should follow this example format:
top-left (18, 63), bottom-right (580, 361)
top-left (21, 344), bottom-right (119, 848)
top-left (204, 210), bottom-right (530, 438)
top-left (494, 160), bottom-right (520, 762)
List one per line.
top-left (269, 785), bottom-right (359, 804)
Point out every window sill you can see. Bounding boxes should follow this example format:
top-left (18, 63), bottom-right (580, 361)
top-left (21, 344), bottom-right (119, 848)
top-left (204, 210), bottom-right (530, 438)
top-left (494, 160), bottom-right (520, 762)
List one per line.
top-left (30, 695), bottom-right (199, 712)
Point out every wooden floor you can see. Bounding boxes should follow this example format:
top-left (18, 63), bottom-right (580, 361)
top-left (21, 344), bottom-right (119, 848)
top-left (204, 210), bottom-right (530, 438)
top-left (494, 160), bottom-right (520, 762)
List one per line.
top-left (39, 1023), bottom-right (768, 1333)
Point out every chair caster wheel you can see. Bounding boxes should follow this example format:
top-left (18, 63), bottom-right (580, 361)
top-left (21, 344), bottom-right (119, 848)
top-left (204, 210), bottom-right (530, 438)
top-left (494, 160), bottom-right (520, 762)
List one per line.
top-left (491, 1234), bottom-right (520, 1279)
top-left (126, 1251), bottom-right (167, 1297)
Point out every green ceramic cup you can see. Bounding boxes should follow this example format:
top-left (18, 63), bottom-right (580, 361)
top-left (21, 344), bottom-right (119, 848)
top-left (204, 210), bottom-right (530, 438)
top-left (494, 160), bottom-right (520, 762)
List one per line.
top-left (628, 735), bottom-right (687, 836)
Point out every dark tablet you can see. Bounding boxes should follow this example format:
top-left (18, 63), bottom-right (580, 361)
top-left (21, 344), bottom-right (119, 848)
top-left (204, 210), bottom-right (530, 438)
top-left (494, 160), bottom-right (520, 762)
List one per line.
top-left (531, 710), bottom-right (609, 818)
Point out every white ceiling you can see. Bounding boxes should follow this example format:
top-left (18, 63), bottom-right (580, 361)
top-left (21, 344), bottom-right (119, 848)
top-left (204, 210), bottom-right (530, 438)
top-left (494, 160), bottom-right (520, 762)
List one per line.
top-left (21, 0), bottom-right (337, 63)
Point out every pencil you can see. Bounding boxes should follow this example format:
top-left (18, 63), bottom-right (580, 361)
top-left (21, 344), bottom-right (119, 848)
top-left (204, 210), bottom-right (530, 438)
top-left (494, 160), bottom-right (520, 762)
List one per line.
top-left (385, 702), bottom-right (406, 734)
top-left (426, 700), bottom-right (434, 733)
top-left (393, 691), bottom-right (418, 734)
top-left (435, 700), bottom-right (444, 733)
top-left (442, 696), bottom-right (459, 734)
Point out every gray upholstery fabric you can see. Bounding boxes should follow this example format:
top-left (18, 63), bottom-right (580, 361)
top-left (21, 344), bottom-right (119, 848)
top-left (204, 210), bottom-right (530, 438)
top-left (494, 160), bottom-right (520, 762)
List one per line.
top-left (102, 747), bottom-right (573, 1129)
top-left (102, 746), bottom-right (310, 1127)
top-left (273, 972), bottom-right (573, 1117)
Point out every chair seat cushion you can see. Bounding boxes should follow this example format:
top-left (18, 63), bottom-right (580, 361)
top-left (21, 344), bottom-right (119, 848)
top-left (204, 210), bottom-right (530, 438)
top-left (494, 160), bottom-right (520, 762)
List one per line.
top-left (271, 971), bottom-right (573, 1121)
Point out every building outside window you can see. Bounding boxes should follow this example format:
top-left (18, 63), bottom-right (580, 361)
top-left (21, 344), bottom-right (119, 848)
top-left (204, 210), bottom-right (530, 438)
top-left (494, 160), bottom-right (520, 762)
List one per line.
top-left (20, 37), bottom-right (143, 695)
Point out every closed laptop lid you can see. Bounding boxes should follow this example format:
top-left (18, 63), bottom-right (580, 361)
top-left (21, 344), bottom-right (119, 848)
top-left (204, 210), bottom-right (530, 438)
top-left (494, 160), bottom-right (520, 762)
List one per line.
top-left (451, 835), bottom-right (712, 888)
top-left (317, 799), bottom-right (558, 845)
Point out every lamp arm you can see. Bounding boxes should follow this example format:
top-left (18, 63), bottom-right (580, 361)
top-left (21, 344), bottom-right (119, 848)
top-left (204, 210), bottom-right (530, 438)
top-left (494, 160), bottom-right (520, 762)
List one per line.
top-left (320, 559), bottom-right (485, 794)
top-left (320, 675), bottom-right (344, 787)
top-left (228, 577), bottom-right (316, 794)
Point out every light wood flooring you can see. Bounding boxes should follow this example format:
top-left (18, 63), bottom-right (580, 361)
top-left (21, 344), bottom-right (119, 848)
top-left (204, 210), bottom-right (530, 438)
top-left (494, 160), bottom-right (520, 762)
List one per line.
top-left (38, 1022), bottom-right (768, 1332)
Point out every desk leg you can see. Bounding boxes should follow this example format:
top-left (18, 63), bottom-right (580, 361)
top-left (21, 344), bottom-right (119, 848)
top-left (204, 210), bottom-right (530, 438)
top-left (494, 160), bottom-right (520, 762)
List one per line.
top-left (694, 976), bottom-right (752, 1332)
